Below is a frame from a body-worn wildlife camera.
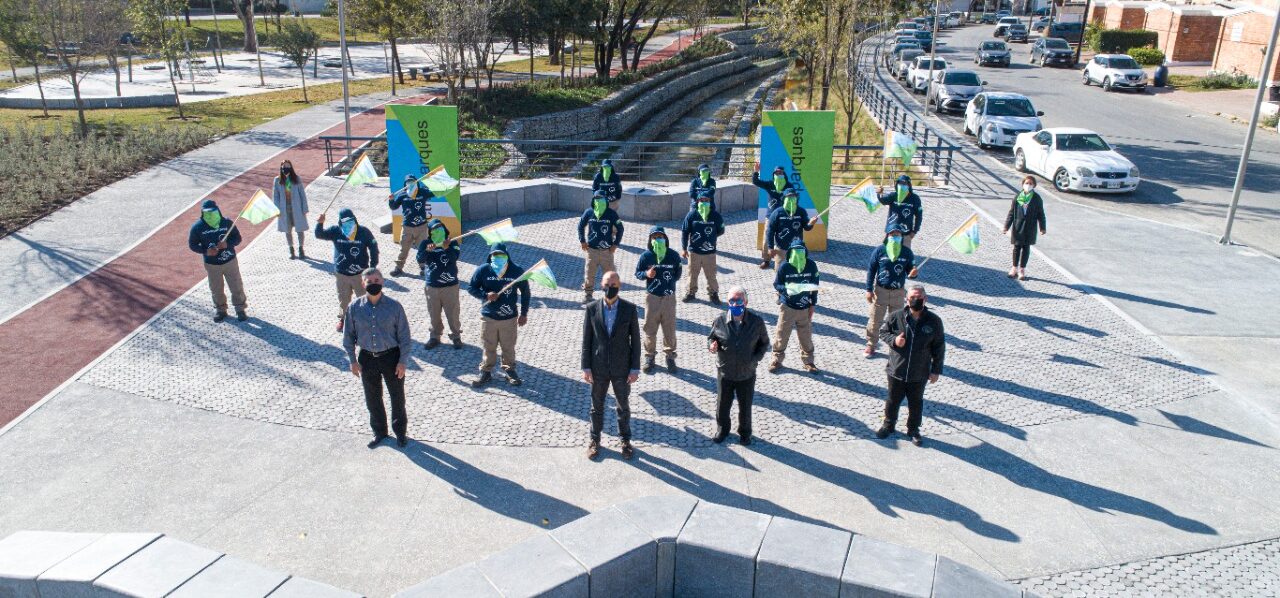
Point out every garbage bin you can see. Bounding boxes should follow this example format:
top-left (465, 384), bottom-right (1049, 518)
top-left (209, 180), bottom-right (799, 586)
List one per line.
top-left (409, 67), bottom-right (418, 80)
top-left (1153, 64), bottom-right (1168, 88)
top-left (1269, 83), bottom-right (1280, 103)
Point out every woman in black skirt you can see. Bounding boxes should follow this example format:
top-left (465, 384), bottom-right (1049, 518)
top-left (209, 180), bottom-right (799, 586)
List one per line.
top-left (1003, 175), bottom-right (1047, 281)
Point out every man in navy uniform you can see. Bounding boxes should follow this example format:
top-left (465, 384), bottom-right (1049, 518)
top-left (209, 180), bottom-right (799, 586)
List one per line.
top-left (388, 174), bottom-right (433, 277)
top-left (315, 208), bottom-right (379, 332)
top-left (416, 218), bottom-right (463, 349)
top-left (634, 226), bottom-right (683, 373)
top-left (187, 200), bottom-right (247, 322)
top-left (467, 243), bottom-right (531, 388)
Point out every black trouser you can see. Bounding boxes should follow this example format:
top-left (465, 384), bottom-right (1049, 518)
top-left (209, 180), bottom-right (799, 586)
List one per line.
top-left (884, 375), bottom-right (926, 434)
top-left (1012, 244), bottom-right (1031, 268)
top-left (359, 348), bottom-right (407, 439)
top-left (590, 375), bottom-right (632, 442)
top-left (716, 375), bottom-right (755, 438)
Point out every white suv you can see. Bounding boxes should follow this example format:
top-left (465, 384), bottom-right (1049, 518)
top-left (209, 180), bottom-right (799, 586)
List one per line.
top-left (964, 92), bottom-right (1043, 149)
top-left (1082, 54), bottom-right (1148, 92)
top-left (907, 57), bottom-right (948, 94)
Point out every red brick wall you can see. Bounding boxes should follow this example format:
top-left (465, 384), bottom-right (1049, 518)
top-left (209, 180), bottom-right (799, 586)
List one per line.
top-left (1146, 8), bottom-right (1175, 53)
top-left (1214, 12), bottom-right (1280, 82)
top-left (1120, 7), bottom-right (1147, 29)
top-left (1104, 6), bottom-right (1125, 29)
top-left (1091, 4), bottom-right (1108, 25)
top-left (1170, 14), bottom-right (1222, 62)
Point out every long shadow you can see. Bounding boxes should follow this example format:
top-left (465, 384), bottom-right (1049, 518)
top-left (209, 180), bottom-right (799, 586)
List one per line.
top-left (1137, 355), bottom-right (1213, 376)
top-left (947, 365), bottom-right (1137, 425)
top-left (755, 442), bottom-right (1021, 541)
top-left (929, 295), bottom-right (1107, 340)
top-left (238, 317), bottom-right (351, 370)
top-left (1038, 279), bottom-right (1215, 315)
top-left (930, 437), bottom-right (1216, 535)
top-left (402, 442), bottom-right (591, 528)
top-left (1156, 409), bottom-right (1270, 448)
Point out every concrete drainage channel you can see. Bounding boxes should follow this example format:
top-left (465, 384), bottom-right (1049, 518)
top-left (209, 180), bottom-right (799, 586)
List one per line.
top-left (0, 498), bottom-right (1033, 597)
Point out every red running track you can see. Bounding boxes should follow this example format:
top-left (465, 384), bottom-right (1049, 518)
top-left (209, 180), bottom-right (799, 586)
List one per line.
top-left (0, 93), bottom-right (438, 428)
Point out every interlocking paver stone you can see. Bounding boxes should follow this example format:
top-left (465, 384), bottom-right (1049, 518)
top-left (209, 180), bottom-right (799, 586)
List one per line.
top-left (80, 181), bottom-right (1215, 447)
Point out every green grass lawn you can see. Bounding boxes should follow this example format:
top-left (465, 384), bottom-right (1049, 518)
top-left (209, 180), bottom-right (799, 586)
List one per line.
top-left (180, 15), bottom-right (374, 49)
top-left (1167, 73), bottom-right (1257, 92)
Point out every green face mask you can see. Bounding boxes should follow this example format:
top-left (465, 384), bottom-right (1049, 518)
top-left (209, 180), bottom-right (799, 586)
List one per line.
top-left (602, 166), bottom-right (612, 179)
top-left (202, 211), bottom-right (221, 228)
top-left (651, 238), bottom-right (667, 262)
top-left (430, 228), bottom-right (447, 245)
top-left (886, 237), bottom-right (902, 262)
top-left (697, 202), bottom-right (711, 221)
top-left (773, 175), bottom-right (786, 192)
top-left (1016, 190), bottom-right (1033, 206)
top-left (783, 197), bottom-right (798, 215)
top-left (896, 185), bottom-right (908, 203)
top-left (593, 199), bottom-right (607, 219)
top-left (788, 248), bottom-right (807, 272)
top-left (700, 170), bottom-right (710, 185)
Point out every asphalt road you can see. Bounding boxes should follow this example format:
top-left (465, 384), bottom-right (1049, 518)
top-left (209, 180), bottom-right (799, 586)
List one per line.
top-left (884, 22), bottom-right (1280, 257)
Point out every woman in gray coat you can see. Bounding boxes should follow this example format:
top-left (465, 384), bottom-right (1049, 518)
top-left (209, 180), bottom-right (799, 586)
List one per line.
top-left (272, 159), bottom-right (310, 259)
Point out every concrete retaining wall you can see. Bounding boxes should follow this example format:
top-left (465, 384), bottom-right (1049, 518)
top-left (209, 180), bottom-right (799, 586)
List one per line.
top-left (0, 93), bottom-right (178, 109)
top-left (396, 496), bottom-right (1035, 598)
top-left (0, 531), bottom-right (361, 598)
top-left (450, 178), bottom-right (758, 225)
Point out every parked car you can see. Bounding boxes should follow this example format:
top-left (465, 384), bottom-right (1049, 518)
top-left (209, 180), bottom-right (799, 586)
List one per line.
top-left (964, 92), bottom-right (1044, 149)
top-left (913, 17), bottom-right (930, 26)
top-left (1049, 21), bottom-right (1084, 43)
top-left (997, 16), bottom-right (1020, 26)
top-left (913, 29), bottom-right (935, 51)
top-left (907, 56), bottom-right (949, 93)
top-left (1082, 54), bottom-right (1148, 92)
top-left (974, 40), bottom-right (1011, 66)
top-left (892, 49), bottom-right (926, 79)
top-left (885, 41), bottom-right (922, 68)
top-left (945, 12), bottom-right (964, 27)
top-left (1031, 37), bottom-right (1075, 67)
top-left (1032, 17), bottom-right (1051, 31)
top-left (896, 21), bottom-right (921, 31)
top-left (1014, 128), bottom-right (1140, 193)
top-left (980, 12), bottom-right (999, 23)
top-left (929, 69), bottom-right (986, 113)
top-left (1004, 23), bottom-right (1029, 42)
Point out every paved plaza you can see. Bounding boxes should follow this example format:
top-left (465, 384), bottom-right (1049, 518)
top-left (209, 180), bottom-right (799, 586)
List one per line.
top-left (81, 179), bottom-right (1215, 449)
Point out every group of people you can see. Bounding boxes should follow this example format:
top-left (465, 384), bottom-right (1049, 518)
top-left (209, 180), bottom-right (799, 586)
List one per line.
top-left (186, 158), bottom-right (1047, 456)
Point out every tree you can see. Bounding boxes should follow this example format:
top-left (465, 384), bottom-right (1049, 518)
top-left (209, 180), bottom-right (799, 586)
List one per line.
top-left (129, 0), bottom-right (190, 120)
top-left (276, 19), bottom-right (320, 101)
top-left (347, 0), bottom-right (419, 96)
top-left (88, 0), bottom-right (131, 97)
top-left (421, 0), bottom-right (470, 103)
top-left (0, 0), bottom-right (49, 117)
top-left (591, 0), bottom-right (669, 80)
top-left (41, 0), bottom-right (105, 137)
top-left (230, 0), bottom-right (259, 52)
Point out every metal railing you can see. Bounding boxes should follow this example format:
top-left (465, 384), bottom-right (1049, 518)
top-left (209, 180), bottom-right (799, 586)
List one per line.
top-left (321, 136), bottom-right (954, 186)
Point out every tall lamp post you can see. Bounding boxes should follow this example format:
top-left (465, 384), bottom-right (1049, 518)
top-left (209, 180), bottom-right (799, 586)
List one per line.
top-left (337, 0), bottom-right (353, 161)
top-left (925, 0), bottom-right (943, 112)
top-left (1220, 10), bottom-right (1280, 245)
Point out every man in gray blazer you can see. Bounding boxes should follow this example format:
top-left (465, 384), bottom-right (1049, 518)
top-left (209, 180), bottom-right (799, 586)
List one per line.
top-left (581, 271), bottom-right (642, 461)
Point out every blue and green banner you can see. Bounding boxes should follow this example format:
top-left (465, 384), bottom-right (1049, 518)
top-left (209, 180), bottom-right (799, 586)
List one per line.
top-left (756, 110), bottom-right (835, 251)
top-left (386, 104), bottom-right (461, 242)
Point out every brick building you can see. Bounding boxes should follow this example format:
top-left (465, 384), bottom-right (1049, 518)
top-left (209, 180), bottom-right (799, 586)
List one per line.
top-left (1212, 5), bottom-right (1280, 83)
top-left (1144, 3), bottom-right (1226, 63)
top-left (1102, 0), bottom-right (1156, 29)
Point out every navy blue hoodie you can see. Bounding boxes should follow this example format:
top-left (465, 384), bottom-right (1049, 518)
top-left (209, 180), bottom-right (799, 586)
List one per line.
top-left (688, 172), bottom-right (717, 208)
top-left (773, 238), bottom-right (820, 309)
top-left (866, 240), bottom-right (916, 291)
top-left (415, 219), bottom-right (461, 288)
top-left (633, 226), bottom-right (682, 296)
top-left (467, 243), bottom-right (530, 320)
top-left (592, 162), bottom-right (622, 203)
top-left (765, 202), bottom-right (814, 251)
top-left (752, 170), bottom-right (795, 213)
top-left (577, 205), bottom-right (624, 250)
top-left (681, 206), bottom-right (725, 255)
top-left (878, 175), bottom-right (923, 235)
top-left (389, 180), bottom-right (434, 228)
top-left (314, 208), bottom-right (379, 276)
top-left (188, 200), bottom-right (242, 265)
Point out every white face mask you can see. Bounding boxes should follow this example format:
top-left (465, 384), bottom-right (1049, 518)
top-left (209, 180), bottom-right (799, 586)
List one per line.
top-left (1022, 184), bottom-right (1033, 193)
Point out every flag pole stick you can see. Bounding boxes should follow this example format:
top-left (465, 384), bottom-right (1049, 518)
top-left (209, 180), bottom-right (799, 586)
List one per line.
top-left (486, 259), bottom-right (545, 302)
top-left (912, 213), bottom-right (978, 273)
top-left (453, 218), bottom-right (511, 242)
top-left (320, 176), bottom-right (354, 218)
top-left (218, 209), bottom-right (245, 243)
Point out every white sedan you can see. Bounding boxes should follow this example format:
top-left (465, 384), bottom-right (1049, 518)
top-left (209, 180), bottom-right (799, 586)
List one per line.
top-left (1013, 128), bottom-right (1141, 193)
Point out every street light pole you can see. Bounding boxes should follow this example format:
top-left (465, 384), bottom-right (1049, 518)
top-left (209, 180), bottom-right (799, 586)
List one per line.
top-left (1075, 0), bottom-right (1091, 66)
top-left (1220, 10), bottom-right (1280, 245)
top-left (337, 0), bottom-right (352, 161)
top-left (925, 0), bottom-right (942, 112)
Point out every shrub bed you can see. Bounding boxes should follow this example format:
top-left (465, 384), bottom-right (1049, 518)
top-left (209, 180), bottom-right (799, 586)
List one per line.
top-left (1092, 29), bottom-right (1158, 53)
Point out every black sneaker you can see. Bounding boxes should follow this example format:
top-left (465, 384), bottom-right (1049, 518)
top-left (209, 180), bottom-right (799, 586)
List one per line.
top-left (235, 310), bottom-right (248, 322)
top-left (471, 372), bottom-right (492, 388)
top-left (908, 432), bottom-right (923, 447)
top-left (875, 423), bottom-right (894, 439)
top-left (298, 248), bottom-right (306, 260)
top-left (451, 336), bottom-right (463, 349)
top-left (682, 293), bottom-right (695, 303)
top-left (390, 268), bottom-right (406, 277)
top-left (424, 338), bottom-right (441, 350)
top-left (709, 292), bottom-right (721, 305)
top-left (505, 369), bottom-right (523, 386)
top-left (213, 311), bottom-right (228, 323)
top-left (367, 435), bottom-right (387, 449)
top-left (288, 247), bottom-right (296, 260)
top-left (642, 356), bottom-right (655, 374)
top-left (396, 436), bottom-right (408, 448)
top-left (665, 355), bottom-right (678, 372)
top-left (739, 435), bottom-right (752, 446)
top-left (758, 260), bottom-right (771, 270)
top-left (712, 432), bottom-right (727, 444)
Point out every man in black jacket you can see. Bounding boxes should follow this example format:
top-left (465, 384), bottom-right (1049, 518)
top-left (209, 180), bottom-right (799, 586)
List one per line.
top-left (581, 272), bottom-right (641, 461)
top-left (876, 284), bottom-right (945, 446)
top-left (707, 286), bottom-right (770, 445)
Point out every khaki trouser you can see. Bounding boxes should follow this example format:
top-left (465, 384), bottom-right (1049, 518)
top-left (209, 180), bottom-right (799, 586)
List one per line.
top-left (396, 224), bottom-right (429, 270)
top-left (204, 259), bottom-right (247, 313)
top-left (336, 273), bottom-right (366, 319)
top-left (771, 249), bottom-right (787, 270)
top-left (643, 293), bottom-right (677, 358)
top-left (773, 304), bottom-right (815, 366)
top-left (582, 248), bottom-right (616, 293)
top-left (686, 251), bottom-right (718, 295)
top-left (480, 316), bottom-right (518, 372)
top-left (903, 232), bottom-right (915, 248)
top-left (425, 284), bottom-right (462, 341)
top-left (867, 286), bottom-right (906, 348)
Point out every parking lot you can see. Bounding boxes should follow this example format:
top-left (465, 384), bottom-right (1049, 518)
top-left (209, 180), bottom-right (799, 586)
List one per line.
top-left (881, 19), bottom-right (1280, 257)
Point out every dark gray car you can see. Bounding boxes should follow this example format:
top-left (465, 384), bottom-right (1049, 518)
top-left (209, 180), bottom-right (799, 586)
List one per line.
top-left (974, 40), bottom-right (1011, 67)
top-left (1031, 37), bottom-right (1076, 67)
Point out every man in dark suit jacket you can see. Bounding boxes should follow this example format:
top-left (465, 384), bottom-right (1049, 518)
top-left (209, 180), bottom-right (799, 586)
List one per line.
top-left (581, 271), bottom-right (641, 461)
top-left (707, 286), bottom-right (771, 445)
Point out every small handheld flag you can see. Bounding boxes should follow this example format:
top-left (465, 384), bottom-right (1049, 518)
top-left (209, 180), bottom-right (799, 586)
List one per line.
top-left (422, 164), bottom-right (460, 194)
top-left (847, 177), bottom-right (880, 213)
top-left (785, 282), bottom-right (820, 296)
top-left (345, 153), bottom-right (379, 187)
top-left (883, 130), bottom-right (918, 167)
top-left (240, 189), bottom-right (280, 225)
top-left (473, 218), bottom-right (519, 245)
top-left (946, 214), bottom-right (981, 255)
top-left (520, 259), bottom-right (559, 290)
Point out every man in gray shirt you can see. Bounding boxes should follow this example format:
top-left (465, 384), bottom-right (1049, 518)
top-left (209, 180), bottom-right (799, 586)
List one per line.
top-left (343, 268), bottom-right (412, 448)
